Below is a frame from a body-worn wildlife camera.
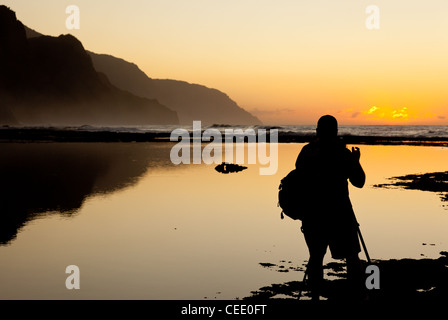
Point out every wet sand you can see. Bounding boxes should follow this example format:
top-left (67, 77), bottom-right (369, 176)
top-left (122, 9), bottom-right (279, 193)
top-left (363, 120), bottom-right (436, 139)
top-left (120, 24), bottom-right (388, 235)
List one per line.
top-left (246, 252), bottom-right (448, 302)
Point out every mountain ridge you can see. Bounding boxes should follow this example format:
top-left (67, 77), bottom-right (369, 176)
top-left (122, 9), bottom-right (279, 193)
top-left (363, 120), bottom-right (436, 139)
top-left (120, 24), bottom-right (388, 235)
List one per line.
top-left (3, 6), bottom-right (261, 127)
top-left (88, 51), bottom-right (262, 125)
top-left (0, 6), bottom-right (178, 126)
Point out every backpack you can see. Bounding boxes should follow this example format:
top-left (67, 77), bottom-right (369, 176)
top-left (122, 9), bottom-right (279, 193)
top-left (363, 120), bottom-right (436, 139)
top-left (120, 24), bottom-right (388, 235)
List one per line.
top-left (277, 169), bottom-right (307, 220)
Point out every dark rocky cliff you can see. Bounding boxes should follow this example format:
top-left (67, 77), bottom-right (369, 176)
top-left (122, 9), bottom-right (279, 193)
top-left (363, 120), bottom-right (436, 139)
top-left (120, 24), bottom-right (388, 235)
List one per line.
top-left (0, 6), bottom-right (178, 126)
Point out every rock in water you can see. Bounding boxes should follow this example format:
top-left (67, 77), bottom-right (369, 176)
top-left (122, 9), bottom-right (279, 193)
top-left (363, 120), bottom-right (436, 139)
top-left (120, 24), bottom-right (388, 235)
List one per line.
top-left (215, 162), bottom-right (247, 174)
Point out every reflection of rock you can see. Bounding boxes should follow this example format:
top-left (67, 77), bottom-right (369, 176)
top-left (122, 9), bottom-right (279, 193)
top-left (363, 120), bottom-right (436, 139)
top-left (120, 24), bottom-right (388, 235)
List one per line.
top-left (248, 252), bottom-right (448, 302)
top-left (0, 143), bottom-right (173, 245)
top-left (374, 171), bottom-right (448, 204)
top-left (215, 162), bottom-right (247, 174)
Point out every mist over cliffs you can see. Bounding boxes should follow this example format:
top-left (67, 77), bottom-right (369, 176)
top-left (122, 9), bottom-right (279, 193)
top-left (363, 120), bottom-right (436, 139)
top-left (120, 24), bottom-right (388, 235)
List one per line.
top-left (1, 5), bottom-right (261, 127)
top-left (0, 6), bottom-right (178, 126)
top-left (87, 52), bottom-right (262, 125)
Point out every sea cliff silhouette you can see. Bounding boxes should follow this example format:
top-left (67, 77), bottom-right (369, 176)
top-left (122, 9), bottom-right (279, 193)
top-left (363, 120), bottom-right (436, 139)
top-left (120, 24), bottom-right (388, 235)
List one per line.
top-left (0, 6), bottom-right (178, 126)
top-left (20, 13), bottom-right (261, 126)
top-left (88, 52), bottom-right (262, 126)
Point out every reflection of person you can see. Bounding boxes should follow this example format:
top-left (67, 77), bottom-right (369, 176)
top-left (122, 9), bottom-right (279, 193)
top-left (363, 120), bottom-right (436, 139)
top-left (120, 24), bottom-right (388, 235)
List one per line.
top-left (295, 115), bottom-right (366, 300)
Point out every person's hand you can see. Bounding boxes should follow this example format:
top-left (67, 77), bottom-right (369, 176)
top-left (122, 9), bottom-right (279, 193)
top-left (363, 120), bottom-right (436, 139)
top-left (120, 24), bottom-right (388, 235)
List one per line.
top-left (352, 147), bottom-right (361, 162)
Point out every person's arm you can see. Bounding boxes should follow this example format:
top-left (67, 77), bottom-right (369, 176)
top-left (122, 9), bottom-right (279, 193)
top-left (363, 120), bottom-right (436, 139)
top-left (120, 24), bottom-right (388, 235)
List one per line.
top-left (348, 147), bottom-right (365, 188)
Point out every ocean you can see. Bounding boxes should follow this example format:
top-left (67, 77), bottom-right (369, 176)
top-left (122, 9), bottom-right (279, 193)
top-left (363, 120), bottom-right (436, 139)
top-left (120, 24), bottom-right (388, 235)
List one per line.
top-left (44, 124), bottom-right (447, 138)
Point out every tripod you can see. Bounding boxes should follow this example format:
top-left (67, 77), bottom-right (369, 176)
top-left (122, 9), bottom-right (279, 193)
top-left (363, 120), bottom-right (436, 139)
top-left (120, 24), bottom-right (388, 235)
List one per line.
top-left (297, 222), bottom-right (371, 300)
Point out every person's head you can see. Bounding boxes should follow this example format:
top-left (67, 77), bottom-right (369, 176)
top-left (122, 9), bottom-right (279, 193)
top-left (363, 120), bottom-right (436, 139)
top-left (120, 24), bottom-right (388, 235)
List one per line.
top-left (316, 115), bottom-right (338, 139)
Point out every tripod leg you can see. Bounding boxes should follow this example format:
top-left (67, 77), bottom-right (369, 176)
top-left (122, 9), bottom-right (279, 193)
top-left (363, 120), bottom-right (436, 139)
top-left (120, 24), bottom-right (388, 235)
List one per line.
top-left (357, 226), bottom-right (371, 264)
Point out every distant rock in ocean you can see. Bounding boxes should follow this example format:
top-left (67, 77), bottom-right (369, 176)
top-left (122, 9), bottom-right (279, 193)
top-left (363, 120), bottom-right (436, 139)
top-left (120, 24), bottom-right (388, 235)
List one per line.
top-left (0, 5), bottom-right (178, 126)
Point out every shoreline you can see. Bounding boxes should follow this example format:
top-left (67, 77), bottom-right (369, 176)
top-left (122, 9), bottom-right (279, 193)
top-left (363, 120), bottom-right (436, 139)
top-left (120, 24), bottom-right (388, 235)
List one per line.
top-left (246, 251), bottom-right (448, 302)
top-left (1, 127), bottom-right (448, 146)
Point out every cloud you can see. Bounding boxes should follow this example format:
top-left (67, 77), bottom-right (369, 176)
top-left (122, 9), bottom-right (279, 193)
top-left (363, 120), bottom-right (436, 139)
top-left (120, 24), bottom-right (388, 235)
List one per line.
top-left (334, 106), bottom-right (442, 124)
top-left (361, 106), bottom-right (413, 121)
top-left (367, 106), bottom-right (378, 114)
top-left (392, 107), bottom-right (409, 119)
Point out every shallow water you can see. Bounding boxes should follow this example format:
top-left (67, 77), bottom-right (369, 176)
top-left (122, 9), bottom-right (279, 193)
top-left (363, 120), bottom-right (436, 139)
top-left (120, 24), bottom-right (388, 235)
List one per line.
top-left (0, 142), bottom-right (447, 299)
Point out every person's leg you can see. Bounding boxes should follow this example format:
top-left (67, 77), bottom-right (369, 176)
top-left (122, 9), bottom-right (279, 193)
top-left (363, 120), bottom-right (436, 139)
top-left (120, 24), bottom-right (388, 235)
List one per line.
top-left (331, 217), bottom-right (365, 300)
top-left (307, 252), bottom-right (326, 300)
top-left (303, 227), bottom-right (328, 300)
top-left (346, 254), bottom-right (368, 300)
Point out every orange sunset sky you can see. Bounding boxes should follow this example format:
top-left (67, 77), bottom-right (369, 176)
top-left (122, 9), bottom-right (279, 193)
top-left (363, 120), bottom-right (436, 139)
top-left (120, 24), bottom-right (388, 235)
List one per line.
top-left (4, 0), bottom-right (448, 125)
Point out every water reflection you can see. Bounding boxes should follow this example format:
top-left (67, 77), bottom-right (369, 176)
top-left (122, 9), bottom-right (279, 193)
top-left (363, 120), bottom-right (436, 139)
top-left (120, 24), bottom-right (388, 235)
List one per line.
top-left (0, 143), bottom-right (447, 300)
top-left (0, 142), bottom-right (174, 245)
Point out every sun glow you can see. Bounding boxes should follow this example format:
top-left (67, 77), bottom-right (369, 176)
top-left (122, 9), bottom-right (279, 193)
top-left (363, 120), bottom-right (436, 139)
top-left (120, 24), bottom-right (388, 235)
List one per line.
top-left (363, 106), bottom-right (413, 121)
top-left (335, 104), bottom-right (443, 125)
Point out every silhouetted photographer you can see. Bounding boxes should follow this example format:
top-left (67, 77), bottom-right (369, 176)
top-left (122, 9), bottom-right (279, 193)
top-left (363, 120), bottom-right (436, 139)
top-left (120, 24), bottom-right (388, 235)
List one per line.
top-left (295, 115), bottom-right (366, 301)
